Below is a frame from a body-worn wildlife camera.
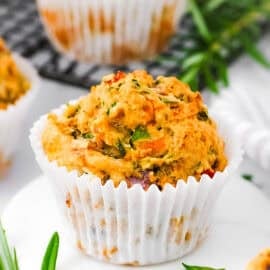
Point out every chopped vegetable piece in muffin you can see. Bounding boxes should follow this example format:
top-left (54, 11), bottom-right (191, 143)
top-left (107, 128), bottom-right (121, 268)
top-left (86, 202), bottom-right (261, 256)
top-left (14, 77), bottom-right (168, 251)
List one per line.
top-left (42, 70), bottom-right (227, 189)
top-left (0, 38), bottom-right (30, 110)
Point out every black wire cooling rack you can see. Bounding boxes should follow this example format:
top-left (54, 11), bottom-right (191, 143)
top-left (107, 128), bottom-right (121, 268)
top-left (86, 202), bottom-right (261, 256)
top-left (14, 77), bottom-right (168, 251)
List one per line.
top-left (0, 0), bottom-right (269, 89)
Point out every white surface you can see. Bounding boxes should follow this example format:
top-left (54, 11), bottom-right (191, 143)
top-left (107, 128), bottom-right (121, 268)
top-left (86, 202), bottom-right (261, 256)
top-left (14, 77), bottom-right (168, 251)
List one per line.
top-left (2, 175), bottom-right (270, 270)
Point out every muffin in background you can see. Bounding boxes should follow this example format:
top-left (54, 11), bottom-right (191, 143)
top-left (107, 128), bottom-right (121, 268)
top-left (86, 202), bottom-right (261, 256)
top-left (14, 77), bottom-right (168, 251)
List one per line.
top-left (30, 70), bottom-right (242, 265)
top-left (0, 39), bottom-right (30, 110)
top-left (0, 38), bottom-right (39, 176)
top-left (36, 0), bottom-right (186, 64)
top-left (246, 248), bottom-right (270, 270)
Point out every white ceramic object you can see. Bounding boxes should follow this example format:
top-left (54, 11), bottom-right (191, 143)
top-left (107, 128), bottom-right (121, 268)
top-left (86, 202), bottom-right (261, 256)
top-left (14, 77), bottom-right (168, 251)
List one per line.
top-left (0, 54), bottom-right (40, 166)
top-left (211, 87), bottom-right (270, 170)
top-left (36, 0), bottom-right (186, 64)
top-left (29, 98), bottom-right (242, 265)
top-left (2, 175), bottom-right (270, 270)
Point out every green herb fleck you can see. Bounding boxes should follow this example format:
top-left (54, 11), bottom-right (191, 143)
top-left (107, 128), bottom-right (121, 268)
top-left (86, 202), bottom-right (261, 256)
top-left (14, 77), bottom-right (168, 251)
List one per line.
top-left (82, 132), bottom-right (94, 139)
top-left (242, 174), bottom-right (253, 182)
top-left (102, 144), bottom-right (123, 159)
top-left (70, 129), bottom-right (81, 139)
top-left (132, 79), bottom-right (141, 88)
top-left (197, 111), bottom-right (208, 121)
top-left (182, 262), bottom-right (225, 270)
top-left (131, 126), bottom-right (150, 143)
top-left (155, 79), bottom-right (161, 85)
top-left (116, 139), bottom-right (126, 157)
top-left (106, 102), bottom-right (117, 115)
top-left (67, 105), bottom-right (80, 118)
top-left (162, 98), bottom-right (179, 104)
top-left (139, 89), bottom-right (151, 94)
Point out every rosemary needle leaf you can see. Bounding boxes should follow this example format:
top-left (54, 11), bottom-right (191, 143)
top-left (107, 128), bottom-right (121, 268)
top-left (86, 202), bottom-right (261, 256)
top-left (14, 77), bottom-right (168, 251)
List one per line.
top-left (189, 76), bottom-right (199, 92)
top-left (216, 61), bottom-right (229, 87)
top-left (13, 249), bottom-right (19, 270)
top-left (180, 66), bottom-right (200, 85)
top-left (204, 0), bottom-right (227, 12)
top-left (0, 222), bottom-right (15, 270)
top-left (204, 68), bottom-right (219, 93)
top-left (189, 0), bottom-right (212, 42)
top-left (182, 52), bottom-right (206, 70)
top-left (243, 40), bottom-right (270, 68)
top-left (182, 262), bottom-right (225, 270)
top-left (41, 232), bottom-right (59, 270)
top-left (0, 257), bottom-right (5, 270)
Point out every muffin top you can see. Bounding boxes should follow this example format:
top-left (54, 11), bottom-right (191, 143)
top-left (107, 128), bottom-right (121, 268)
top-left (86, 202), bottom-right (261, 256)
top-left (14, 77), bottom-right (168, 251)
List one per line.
top-left (42, 70), bottom-right (227, 189)
top-left (0, 38), bottom-right (30, 110)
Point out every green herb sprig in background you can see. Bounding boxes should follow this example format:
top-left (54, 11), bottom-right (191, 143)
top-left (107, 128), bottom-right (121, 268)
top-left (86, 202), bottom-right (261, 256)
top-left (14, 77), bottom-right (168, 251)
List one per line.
top-left (0, 223), bottom-right (18, 270)
top-left (159, 0), bottom-right (270, 92)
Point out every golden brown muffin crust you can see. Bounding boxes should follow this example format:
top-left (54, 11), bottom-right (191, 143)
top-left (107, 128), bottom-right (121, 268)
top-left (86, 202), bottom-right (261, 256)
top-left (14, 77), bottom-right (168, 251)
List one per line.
top-left (0, 38), bottom-right (30, 110)
top-left (246, 248), bottom-right (270, 270)
top-left (42, 70), bottom-right (227, 189)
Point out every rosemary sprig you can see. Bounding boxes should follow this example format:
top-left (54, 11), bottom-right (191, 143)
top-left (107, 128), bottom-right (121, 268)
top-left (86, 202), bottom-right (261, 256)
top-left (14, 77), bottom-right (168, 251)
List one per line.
top-left (0, 221), bottom-right (59, 270)
top-left (161, 0), bottom-right (270, 92)
top-left (41, 233), bottom-right (59, 270)
top-left (182, 262), bottom-right (225, 270)
top-left (0, 222), bottom-right (18, 270)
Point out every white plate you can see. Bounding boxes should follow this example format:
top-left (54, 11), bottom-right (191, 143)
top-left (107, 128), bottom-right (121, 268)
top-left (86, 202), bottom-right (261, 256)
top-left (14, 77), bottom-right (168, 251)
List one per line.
top-left (2, 175), bottom-right (270, 270)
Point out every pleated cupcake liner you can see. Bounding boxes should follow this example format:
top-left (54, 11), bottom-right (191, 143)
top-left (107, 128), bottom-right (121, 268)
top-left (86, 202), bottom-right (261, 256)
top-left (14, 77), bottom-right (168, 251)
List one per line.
top-left (210, 89), bottom-right (270, 170)
top-left (36, 0), bottom-right (187, 64)
top-left (30, 100), bottom-right (242, 265)
top-left (0, 54), bottom-right (40, 168)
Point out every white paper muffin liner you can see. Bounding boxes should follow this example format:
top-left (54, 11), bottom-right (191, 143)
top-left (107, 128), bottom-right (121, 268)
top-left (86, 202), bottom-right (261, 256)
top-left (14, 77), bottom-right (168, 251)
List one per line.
top-left (210, 88), bottom-right (270, 170)
top-left (0, 54), bottom-right (40, 169)
top-left (36, 0), bottom-right (187, 64)
top-left (30, 100), bottom-right (242, 265)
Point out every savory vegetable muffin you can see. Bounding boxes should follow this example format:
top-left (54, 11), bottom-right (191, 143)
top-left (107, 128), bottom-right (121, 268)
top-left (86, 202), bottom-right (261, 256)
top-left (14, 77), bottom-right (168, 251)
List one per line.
top-left (0, 38), bottom-right (30, 110)
top-left (246, 249), bottom-right (270, 270)
top-left (42, 70), bottom-right (227, 189)
top-left (31, 70), bottom-right (241, 265)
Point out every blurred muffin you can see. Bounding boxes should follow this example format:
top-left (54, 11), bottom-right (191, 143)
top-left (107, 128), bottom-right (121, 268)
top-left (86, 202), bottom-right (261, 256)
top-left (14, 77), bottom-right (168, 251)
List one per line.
top-left (36, 0), bottom-right (186, 64)
top-left (0, 38), bottom-right (30, 110)
top-left (0, 38), bottom-right (39, 177)
top-left (30, 71), bottom-right (241, 265)
top-left (246, 249), bottom-right (270, 270)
